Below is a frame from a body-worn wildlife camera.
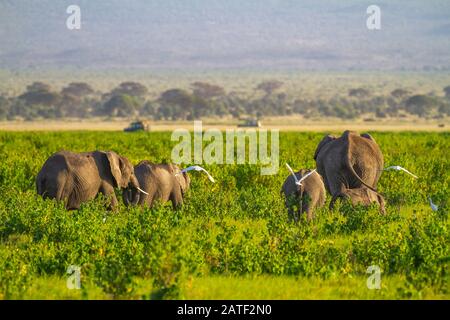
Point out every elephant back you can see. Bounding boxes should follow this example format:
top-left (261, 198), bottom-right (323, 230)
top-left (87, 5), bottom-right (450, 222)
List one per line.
top-left (345, 132), bottom-right (384, 188)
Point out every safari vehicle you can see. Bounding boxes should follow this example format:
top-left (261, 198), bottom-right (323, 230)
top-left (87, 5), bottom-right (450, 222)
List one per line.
top-left (237, 118), bottom-right (262, 128)
top-left (124, 120), bottom-right (150, 132)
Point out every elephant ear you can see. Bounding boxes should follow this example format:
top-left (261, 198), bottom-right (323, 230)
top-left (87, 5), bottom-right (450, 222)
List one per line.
top-left (361, 133), bottom-right (376, 142)
top-left (167, 164), bottom-right (176, 174)
top-left (314, 135), bottom-right (336, 160)
top-left (105, 151), bottom-right (123, 188)
top-left (172, 164), bottom-right (189, 193)
top-left (182, 171), bottom-right (190, 193)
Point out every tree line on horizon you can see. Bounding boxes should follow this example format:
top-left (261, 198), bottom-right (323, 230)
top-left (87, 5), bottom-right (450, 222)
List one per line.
top-left (1, 80), bottom-right (450, 121)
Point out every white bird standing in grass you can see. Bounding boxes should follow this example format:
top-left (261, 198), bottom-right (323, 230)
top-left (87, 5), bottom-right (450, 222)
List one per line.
top-left (383, 165), bottom-right (418, 179)
top-left (428, 197), bottom-right (438, 211)
top-left (177, 165), bottom-right (215, 183)
top-left (285, 163), bottom-right (316, 186)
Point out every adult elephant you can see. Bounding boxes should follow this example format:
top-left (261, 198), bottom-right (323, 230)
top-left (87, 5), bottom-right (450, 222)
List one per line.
top-left (314, 130), bottom-right (384, 209)
top-left (123, 161), bottom-right (190, 209)
top-left (36, 150), bottom-right (145, 210)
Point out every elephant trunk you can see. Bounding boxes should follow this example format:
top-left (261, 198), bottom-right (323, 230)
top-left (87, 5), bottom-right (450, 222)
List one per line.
top-left (125, 175), bottom-right (141, 206)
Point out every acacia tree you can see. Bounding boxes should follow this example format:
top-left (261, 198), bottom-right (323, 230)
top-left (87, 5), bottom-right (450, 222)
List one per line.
top-left (256, 80), bottom-right (284, 96)
top-left (158, 89), bottom-right (192, 120)
top-left (111, 82), bottom-right (148, 97)
top-left (102, 94), bottom-right (140, 117)
top-left (26, 82), bottom-right (51, 93)
top-left (391, 88), bottom-right (411, 99)
top-left (59, 82), bottom-right (96, 117)
top-left (61, 82), bottom-right (94, 97)
top-left (348, 88), bottom-right (371, 99)
top-left (405, 95), bottom-right (437, 117)
top-left (158, 88), bottom-right (211, 120)
top-left (444, 86), bottom-right (450, 99)
top-left (191, 82), bottom-right (225, 99)
top-left (18, 82), bottom-right (60, 107)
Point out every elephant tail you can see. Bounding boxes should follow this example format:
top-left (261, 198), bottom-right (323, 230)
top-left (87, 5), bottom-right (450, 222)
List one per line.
top-left (345, 143), bottom-right (378, 193)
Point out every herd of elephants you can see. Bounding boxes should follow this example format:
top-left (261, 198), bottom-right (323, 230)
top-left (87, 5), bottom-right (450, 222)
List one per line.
top-left (36, 130), bottom-right (386, 221)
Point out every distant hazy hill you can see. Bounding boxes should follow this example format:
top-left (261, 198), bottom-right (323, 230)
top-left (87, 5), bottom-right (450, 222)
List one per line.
top-left (1, 0), bottom-right (449, 71)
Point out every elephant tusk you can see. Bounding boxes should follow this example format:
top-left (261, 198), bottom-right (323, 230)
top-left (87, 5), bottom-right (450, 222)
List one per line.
top-left (136, 187), bottom-right (149, 195)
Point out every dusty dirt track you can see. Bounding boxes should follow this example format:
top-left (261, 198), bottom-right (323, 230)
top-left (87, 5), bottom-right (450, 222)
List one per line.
top-left (0, 120), bottom-right (448, 132)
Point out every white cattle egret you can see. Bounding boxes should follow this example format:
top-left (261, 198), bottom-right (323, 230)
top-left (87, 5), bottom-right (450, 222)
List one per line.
top-left (298, 169), bottom-right (317, 185)
top-left (383, 166), bottom-right (418, 179)
top-left (285, 163), bottom-right (300, 185)
top-left (285, 163), bottom-right (316, 186)
top-left (428, 197), bottom-right (438, 212)
top-left (177, 165), bottom-right (215, 183)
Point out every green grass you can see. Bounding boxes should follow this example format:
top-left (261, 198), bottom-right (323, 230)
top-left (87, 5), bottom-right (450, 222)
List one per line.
top-left (0, 131), bottom-right (448, 299)
top-left (18, 275), bottom-right (448, 300)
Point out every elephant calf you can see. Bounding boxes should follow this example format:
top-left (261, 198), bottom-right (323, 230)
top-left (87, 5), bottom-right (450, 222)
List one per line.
top-left (332, 187), bottom-right (386, 214)
top-left (36, 150), bottom-right (142, 210)
top-left (281, 169), bottom-right (326, 221)
top-left (123, 161), bottom-right (190, 209)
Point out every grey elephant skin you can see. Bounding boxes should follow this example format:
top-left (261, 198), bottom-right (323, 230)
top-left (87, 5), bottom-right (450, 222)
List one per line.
top-left (123, 161), bottom-right (190, 209)
top-left (36, 150), bottom-right (140, 210)
top-left (340, 187), bottom-right (386, 214)
top-left (281, 169), bottom-right (326, 221)
top-left (314, 130), bottom-right (384, 209)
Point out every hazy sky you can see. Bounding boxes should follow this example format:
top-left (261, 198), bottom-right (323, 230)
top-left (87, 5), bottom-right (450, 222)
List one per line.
top-left (1, 0), bottom-right (449, 70)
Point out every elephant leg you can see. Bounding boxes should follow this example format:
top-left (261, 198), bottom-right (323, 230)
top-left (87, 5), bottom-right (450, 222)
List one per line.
top-left (287, 207), bottom-right (295, 222)
top-left (109, 195), bottom-right (118, 211)
top-left (305, 205), bottom-right (313, 221)
top-left (170, 188), bottom-right (184, 210)
top-left (136, 189), bottom-right (151, 207)
top-left (99, 184), bottom-right (118, 211)
top-left (329, 193), bottom-right (342, 210)
top-left (328, 177), bottom-right (348, 210)
top-left (285, 199), bottom-right (295, 222)
top-left (66, 194), bottom-right (80, 210)
top-left (378, 195), bottom-right (386, 215)
top-left (291, 207), bottom-right (301, 223)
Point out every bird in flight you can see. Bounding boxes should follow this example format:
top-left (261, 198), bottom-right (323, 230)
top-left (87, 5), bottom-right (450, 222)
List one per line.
top-left (285, 163), bottom-right (316, 186)
top-left (383, 166), bottom-right (418, 179)
top-left (177, 165), bottom-right (215, 183)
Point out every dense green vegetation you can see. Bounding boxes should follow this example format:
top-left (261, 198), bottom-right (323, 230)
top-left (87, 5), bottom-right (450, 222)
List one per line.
top-left (1, 79), bottom-right (450, 121)
top-left (0, 131), bottom-right (448, 299)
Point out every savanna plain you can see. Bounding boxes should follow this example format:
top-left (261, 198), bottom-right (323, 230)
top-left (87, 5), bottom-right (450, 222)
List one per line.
top-left (0, 130), bottom-right (448, 299)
